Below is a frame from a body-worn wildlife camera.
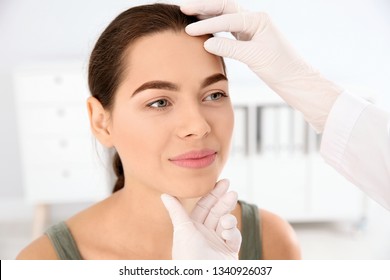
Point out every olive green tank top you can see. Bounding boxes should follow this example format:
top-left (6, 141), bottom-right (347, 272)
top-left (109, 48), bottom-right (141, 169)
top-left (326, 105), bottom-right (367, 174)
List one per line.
top-left (45, 200), bottom-right (262, 260)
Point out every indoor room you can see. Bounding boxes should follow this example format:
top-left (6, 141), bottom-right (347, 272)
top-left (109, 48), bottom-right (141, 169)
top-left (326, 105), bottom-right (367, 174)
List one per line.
top-left (1, 0), bottom-right (390, 260)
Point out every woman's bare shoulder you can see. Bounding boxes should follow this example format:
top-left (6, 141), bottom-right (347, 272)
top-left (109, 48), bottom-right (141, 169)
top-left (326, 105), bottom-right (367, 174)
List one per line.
top-left (16, 235), bottom-right (58, 260)
top-left (16, 195), bottom-right (115, 260)
top-left (259, 208), bottom-right (301, 260)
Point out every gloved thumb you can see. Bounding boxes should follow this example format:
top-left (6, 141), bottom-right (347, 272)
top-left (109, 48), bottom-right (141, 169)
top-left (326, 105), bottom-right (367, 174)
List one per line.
top-left (161, 194), bottom-right (193, 230)
top-left (204, 37), bottom-right (252, 65)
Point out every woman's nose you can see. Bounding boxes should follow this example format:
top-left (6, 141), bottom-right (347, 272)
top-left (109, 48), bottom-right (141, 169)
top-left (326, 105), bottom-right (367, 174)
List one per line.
top-left (175, 106), bottom-right (211, 140)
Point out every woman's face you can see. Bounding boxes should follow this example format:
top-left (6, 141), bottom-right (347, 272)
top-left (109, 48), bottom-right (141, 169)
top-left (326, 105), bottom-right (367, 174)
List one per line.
top-left (108, 31), bottom-right (234, 198)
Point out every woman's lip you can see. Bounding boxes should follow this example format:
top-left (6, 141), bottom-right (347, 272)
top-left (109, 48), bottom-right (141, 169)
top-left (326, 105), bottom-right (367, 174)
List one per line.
top-left (169, 149), bottom-right (217, 168)
top-left (169, 149), bottom-right (216, 160)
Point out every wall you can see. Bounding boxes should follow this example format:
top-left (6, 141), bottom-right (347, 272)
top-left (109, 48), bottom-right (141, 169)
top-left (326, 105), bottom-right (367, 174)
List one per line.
top-left (0, 0), bottom-right (389, 211)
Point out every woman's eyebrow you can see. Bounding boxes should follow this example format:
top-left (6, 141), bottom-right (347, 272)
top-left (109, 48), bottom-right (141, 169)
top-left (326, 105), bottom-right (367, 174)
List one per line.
top-left (131, 73), bottom-right (228, 97)
top-left (132, 81), bottom-right (178, 96)
top-left (201, 73), bottom-right (228, 88)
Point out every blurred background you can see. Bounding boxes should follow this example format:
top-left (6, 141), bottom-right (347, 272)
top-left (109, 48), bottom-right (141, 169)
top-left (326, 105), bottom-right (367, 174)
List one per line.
top-left (1, 0), bottom-right (390, 259)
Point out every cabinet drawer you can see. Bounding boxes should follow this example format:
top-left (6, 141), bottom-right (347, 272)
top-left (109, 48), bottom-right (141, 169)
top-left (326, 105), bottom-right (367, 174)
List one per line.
top-left (14, 71), bottom-right (89, 103)
top-left (22, 163), bottom-right (111, 203)
top-left (252, 155), bottom-right (307, 219)
top-left (20, 135), bottom-right (98, 164)
top-left (16, 105), bottom-right (90, 135)
top-left (309, 156), bottom-right (365, 220)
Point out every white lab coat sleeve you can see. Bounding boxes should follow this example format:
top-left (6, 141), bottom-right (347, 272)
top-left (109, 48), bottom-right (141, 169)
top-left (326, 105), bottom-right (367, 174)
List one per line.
top-left (320, 92), bottom-right (390, 210)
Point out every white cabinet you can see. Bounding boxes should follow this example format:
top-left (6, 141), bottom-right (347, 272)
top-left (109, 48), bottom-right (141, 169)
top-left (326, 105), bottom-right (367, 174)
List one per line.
top-left (220, 83), bottom-right (367, 222)
top-left (14, 62), bottom-right (111, 205)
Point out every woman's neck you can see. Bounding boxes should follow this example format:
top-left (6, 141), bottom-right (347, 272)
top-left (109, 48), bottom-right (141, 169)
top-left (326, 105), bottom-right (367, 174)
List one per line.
top-left (105, 182), bottom-right (200, 258)
top-left (118, 182), bottom-right (199, 223)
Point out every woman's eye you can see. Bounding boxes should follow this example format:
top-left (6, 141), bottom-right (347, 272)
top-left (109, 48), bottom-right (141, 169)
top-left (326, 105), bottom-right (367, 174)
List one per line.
top-left (148, 99), bottom-right (170, 108)
top-left (204, 92), bottom-right (226, 101)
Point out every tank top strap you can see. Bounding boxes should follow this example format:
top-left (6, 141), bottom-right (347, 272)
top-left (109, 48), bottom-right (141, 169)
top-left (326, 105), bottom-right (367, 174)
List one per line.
top-left (238, 200), bottom-right (262, 260)
top-left (45, 204), bottom-right (262, 260)
top-left (45, 221), bottom-right (82, 260)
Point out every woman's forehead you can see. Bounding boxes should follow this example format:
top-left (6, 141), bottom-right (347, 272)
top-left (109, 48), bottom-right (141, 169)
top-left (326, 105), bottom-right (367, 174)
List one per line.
top-left (123, 31), bottom-right (224, 79)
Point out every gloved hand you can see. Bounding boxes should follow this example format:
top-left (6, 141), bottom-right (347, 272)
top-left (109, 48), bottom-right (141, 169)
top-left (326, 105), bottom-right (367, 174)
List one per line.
top-left (161, 179), bottom-right (241, 259)
top-left (181, 0), bottom-right (344, 132)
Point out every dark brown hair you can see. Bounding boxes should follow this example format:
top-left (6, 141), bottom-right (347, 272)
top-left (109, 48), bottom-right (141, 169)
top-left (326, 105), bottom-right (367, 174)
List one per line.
top-left (88, 4), bottom-right (224, 193)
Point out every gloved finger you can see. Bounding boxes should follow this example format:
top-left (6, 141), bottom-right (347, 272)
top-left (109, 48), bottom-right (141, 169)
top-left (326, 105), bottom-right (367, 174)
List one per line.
top-left (180, 0), bottom-right (241, 17)
top-left (193, 221), bottom-right (239, 259)
top-left (161, 194), bottom-right (193, 230)
top-left (221, 227), bottom-right (241, 253)
top-left (203, 37), bottom-right (256, 66)
top-left (190, 179), bottom-right (229, 223)
top-left (186, 13), bottom-right (242, 36)
top-left (204, 191), bottom-right (238, 230)
top-left (216, 213), bottom-right (237, 237)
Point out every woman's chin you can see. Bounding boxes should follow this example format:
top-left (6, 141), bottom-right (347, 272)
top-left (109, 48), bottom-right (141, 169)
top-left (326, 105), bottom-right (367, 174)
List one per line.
top-left (166, 181), bottom-right (217, 199)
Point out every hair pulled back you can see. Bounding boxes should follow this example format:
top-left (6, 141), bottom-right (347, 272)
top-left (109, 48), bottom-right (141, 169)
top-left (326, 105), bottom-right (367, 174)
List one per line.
top-left (88, 4), bottom-right (213, 193)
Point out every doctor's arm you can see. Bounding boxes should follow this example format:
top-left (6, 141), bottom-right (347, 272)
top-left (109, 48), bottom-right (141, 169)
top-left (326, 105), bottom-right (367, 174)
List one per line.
top-left (180, 0), bottom-right (390, 210)
top-left (321, 93), bottom-right (390, 210)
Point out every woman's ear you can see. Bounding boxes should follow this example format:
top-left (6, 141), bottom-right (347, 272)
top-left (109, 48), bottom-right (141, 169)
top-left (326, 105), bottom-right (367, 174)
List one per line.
top-left (87, 96), bottom-right (114, 148)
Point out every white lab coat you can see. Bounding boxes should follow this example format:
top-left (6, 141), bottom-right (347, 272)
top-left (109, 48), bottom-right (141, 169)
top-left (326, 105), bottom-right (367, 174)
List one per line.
top-left (320, 92), bottom-right (390, 210)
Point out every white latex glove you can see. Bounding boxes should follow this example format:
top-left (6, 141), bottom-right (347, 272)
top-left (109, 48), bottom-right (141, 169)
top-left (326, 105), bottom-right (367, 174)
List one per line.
top-left (181, 0), bottom-right (344, 132)
top-left (161, 179), bottom-right (241, 259)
